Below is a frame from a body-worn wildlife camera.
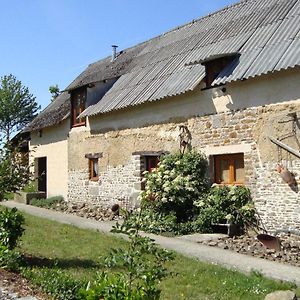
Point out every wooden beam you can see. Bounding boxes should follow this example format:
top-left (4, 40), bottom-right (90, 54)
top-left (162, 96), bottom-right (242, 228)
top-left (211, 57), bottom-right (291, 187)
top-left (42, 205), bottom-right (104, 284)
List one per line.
top-left (268, 136), bottom-right (300, 159)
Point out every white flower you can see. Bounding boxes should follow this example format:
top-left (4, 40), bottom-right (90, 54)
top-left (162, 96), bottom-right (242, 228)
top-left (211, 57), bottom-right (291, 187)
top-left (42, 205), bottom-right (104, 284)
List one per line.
top-left (162, 182), bottom-right (170, 188)
top-left (225, 214), bottom-right (232, 221)
top-left (164, 186), bottom-right (170, 192)
top-left (195, 200), bottom-right (205, 207)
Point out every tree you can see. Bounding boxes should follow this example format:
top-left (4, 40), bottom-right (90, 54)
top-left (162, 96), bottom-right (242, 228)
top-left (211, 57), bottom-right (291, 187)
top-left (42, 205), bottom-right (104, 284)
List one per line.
top-left (0, 74), bottom-right (40, 142)
top-left (0, 142), bottom-right (31, 200)
top-left (49, 84), bottom-right (60, 101)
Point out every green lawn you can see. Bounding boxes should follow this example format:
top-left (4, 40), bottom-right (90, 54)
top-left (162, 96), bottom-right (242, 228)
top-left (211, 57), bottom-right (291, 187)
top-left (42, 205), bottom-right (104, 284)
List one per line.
top-left (16, 212), bottom-right (299, 300)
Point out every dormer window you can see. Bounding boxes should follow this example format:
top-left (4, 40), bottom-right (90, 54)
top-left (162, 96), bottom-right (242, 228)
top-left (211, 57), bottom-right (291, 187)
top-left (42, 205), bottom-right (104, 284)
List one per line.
top-left (71, 88), bottom-right (86, 127)
top-left (201, 53), bottom-right (239, 88)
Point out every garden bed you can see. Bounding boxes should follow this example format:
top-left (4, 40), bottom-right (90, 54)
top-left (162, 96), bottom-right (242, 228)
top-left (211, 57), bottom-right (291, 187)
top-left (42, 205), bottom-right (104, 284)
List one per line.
top-left (197, 232), bottom-right (300, 267)
top-left (39, 201), bottom-right (122, 222)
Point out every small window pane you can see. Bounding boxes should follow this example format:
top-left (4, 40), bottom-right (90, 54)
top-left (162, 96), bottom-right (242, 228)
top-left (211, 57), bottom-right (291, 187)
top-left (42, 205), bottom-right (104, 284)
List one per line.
top-left (220, 159), bottom-right (230, 183)
top-left (89, 158), bottom-right (99, 180)
top-left (234, 159), bottom-right (244, 182)
top-left (146, 156), bottom-right (159, 172)
top-left (214, 153), bottom-right (244, 185)
top-left (93, 160), bottom-right (98, 177)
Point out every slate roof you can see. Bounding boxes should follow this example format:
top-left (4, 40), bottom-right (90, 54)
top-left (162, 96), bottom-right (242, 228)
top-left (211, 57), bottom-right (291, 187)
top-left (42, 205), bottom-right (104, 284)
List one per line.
top-left (27, 0), bottom-right (300, 131)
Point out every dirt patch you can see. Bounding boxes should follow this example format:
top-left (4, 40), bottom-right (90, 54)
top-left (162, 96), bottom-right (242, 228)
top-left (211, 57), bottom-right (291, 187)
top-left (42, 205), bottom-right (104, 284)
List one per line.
top-left (0, 268), bottom-right (49, 299)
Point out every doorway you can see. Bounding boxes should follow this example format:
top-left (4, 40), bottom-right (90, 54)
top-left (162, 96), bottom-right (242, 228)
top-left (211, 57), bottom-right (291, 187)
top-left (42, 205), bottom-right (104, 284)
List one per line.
top-left (37, 157), bottom-right (47, 193)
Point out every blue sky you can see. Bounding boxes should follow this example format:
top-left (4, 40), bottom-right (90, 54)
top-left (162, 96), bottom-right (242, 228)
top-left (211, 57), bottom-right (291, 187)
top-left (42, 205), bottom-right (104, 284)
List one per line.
top-left (1, 0), bottom-right (237, 109)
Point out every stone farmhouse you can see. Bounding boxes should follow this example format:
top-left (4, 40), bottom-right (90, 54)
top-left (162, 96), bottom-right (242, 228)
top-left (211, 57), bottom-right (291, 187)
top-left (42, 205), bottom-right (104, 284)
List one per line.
top-left (24, 0), bottom-right (300, 231)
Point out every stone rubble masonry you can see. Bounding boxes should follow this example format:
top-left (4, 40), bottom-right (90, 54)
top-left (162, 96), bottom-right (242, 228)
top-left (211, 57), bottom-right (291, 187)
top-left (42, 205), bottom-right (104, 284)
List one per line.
top-left (68, 155), bottom-right (142, 209)
top-left (67, 100), bottom-right (300, 231)
top-left (255, 160), bottom-right (300, 232)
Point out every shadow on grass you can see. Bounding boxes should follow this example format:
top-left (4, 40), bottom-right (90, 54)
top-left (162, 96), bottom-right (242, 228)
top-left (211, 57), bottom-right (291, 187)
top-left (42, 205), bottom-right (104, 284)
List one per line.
top-left (22, 254), bottom-right (99, 270)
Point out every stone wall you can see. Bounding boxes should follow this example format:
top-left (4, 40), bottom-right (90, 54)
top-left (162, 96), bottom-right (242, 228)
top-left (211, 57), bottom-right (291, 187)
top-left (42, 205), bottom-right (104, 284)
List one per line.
top-left (255, 160), bottom-right (300, 232)
top-left (188, 104), bottom-right (300, 231)
top-left (67, 99), bottom-right (300, 231)
top-left (68, 155), bottom-right (142, 209)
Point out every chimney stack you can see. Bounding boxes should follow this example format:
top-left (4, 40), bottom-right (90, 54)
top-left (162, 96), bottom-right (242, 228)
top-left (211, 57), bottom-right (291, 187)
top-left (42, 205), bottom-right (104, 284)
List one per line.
top-left (111, 45), bottom-right (118, 61)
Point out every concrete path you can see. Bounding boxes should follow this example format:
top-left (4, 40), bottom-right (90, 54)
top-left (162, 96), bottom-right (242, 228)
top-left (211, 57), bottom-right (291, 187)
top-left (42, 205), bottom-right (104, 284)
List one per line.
top-left (2, 201), bottom-right (300, 286)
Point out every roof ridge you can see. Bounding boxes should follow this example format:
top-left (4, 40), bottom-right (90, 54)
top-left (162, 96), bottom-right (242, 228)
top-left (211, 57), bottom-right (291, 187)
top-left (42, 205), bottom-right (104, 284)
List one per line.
top-left (156, 0), bottom-right (251, 37)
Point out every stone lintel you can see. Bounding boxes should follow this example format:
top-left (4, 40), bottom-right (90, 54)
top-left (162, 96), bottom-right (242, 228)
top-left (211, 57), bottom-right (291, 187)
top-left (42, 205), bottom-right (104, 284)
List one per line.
top-left (132, 150), bottom-right (169, 156)
top-left (203, 143), bottom-right (252, 156)
top-left (85, 152), bottom-right (103, 159)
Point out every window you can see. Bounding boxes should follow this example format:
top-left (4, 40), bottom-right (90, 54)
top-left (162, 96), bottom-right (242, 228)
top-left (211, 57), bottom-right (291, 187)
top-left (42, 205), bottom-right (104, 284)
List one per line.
top-left (214, 153), bottom-right (244, 185)
top-left (145, 156), bottom-right (159, 172)
top-left (71, 88), bottom-right (86, 127)
top-left (201, 53), bottom-right (239, 88)
top-left (85, 153), bottom-right (102, 181)
top-left (204, 57), bottom-right (233, 88)
top-left (140, 155), bottom-right (159, 190)
top-left (89, 158), bottom-right (99, 181)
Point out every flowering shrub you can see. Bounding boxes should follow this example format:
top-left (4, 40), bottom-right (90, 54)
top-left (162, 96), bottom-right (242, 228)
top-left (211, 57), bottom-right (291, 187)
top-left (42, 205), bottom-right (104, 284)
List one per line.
top-left (135, 151), bottom-right (257, 235)
top-left (195, 185), bottom-right (258, 231)
top-left (0, 143), bottom-right (32, 200)
top-left (140, 151), bottom-right (209, 222)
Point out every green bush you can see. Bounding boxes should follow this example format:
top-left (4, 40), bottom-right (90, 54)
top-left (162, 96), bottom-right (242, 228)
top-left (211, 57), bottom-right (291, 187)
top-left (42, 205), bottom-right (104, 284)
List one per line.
top-left (22, 181), bottom-right (37, 193)
top-left (0, 207), bottom-right (25, 249)
top-left (79, 212), bottom-right (174, 300)
top-left (79, 272), bottom-right (145, 300)
top-left (30, 195), bottom-right (64, 208)
top-left (134, 151), bottom-right (258, 235)
top-left (141, 151), bottom-right (209, 222)
top-left (0, 208), bottom-right (24, 271)
top-left (0, 244), bottom-right (22, 271)
top-left (124, 208), bottom-right (178, 235)
top-left (195, 185), bottom-right (257, 230)
top-left (4, 192), bottom-right (14, 200)
top-left (22, 267), bottom-right (85, 300)
top-left (124, 208), bottom-right (204, 236)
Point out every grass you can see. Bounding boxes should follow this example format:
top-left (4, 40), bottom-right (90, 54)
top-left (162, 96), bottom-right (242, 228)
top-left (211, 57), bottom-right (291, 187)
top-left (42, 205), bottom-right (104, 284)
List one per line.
top-left (12, 211), bottom-right (300, 299)
top-left (29, 196), bottom-right (64, 208)
top-left (4, 192), bottom-right (14, 200)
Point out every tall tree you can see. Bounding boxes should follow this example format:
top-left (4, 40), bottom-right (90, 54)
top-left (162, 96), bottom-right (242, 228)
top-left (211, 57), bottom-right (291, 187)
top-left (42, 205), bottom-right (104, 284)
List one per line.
top-left (0, 74), bottom-right (40, 142)
top-left (49, 84), bottom-right (60, 101)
